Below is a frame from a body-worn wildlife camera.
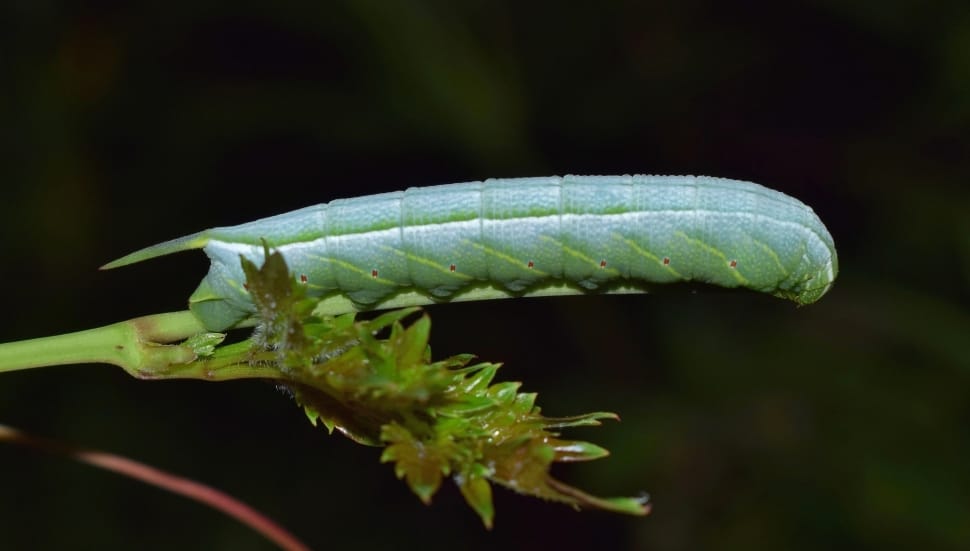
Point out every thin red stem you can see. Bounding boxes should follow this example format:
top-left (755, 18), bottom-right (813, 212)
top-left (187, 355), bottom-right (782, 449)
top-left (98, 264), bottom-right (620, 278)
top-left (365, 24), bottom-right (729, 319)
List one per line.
top-left (0, 424), bottom-right (311, 551)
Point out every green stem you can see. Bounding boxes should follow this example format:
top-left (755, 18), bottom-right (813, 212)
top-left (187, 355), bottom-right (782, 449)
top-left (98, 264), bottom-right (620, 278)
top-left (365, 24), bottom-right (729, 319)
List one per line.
top-left (0, 311), bottom-right (284, 382)
top-left (0, 311), bottom-right (202, 373)
top-left (158, 343), bottom-right (287, 382)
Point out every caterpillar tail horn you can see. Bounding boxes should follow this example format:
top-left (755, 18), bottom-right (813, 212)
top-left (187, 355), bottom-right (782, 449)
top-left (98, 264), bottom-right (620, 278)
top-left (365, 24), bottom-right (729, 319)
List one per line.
top-left (100, 231), bottom-right (210, 270)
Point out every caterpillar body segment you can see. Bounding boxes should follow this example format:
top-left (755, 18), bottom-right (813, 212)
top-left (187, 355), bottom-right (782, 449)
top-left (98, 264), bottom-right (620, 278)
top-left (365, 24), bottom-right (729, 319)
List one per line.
top-left (104, 175), bottom-right (838, 330)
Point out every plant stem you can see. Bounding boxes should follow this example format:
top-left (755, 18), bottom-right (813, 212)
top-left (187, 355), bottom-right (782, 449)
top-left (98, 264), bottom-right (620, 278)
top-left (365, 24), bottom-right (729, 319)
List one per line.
top-left (0, 311), bottom-right (284, 382)
top-left (0, 423), bottom-right (311, 551)
top-left (0, 311), bottom-right (201, 373)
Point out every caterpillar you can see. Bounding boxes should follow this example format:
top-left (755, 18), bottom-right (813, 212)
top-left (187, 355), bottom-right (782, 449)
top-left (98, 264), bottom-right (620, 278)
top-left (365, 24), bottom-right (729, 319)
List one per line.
top-left (103, 175), bottom-right (838, 331)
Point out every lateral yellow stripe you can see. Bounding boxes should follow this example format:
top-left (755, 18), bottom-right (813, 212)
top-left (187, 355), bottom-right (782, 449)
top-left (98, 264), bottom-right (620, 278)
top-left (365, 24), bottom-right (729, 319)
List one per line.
top-left (380, 245), bottom-right (474, 280)
top-left (619, 235), bottom-right (684, 279)
top-left (469, 241), bottom-right (549, 277)
top-left (674, 231), bottom-right (749, 285)
top-left (750, 236), bottom-right (789, 277)
top-left (539, 235), bottom-right (621, 276)
top-left (327, 257), bottom-right (398, 286)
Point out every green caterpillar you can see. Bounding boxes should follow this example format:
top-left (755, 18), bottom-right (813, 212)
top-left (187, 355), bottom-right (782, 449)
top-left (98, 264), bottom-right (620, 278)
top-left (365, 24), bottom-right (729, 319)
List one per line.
top-left (104, 175), bottom-right (838, 331)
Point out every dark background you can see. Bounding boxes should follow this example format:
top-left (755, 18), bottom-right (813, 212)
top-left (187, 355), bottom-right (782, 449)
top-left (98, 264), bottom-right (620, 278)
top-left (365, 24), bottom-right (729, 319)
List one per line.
top-left (1, 2), bottom-right (967, 550)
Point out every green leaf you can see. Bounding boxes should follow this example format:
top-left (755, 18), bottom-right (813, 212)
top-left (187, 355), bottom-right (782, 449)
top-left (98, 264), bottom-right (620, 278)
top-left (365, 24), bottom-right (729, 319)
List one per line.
top-left (380, 423), bottom-right (448, 504)
top-left (236, 246), bottom-right (650, 526)
top-left (456, 471), bottom-right (495, 529)
top-left (549, 439), bottom-right (611, 462)
top-left (182, 332), bottom-right (225, 358)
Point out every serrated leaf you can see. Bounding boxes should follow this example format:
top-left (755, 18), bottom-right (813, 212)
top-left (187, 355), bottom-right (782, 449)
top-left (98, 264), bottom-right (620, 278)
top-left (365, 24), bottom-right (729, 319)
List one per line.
top-left (487, 381), bottom-right (522, 405)
top-left (366, 307), bottom-right (421, 334)
top-left (545, 477), bottom-right (651, 516)
top-left (394, 315), bottom-right (430, 368)
top-left (183, 332), bottom-right (225, 358)
top-left (434, 396), bottom-right (496, 417)
top-left (550, 439), bottom-right (611, 462)
top-left (458, 363), bottom-right (499, 394)
top-left (457, 474), bottom-right (494, 529)
top-left (542, 411), bottom-right (620, 429)
top-left (380, 423), bottom-right (447, 504)
top-left (233, 250), bottom-right (649, 527)
top-left (504, 391), bottom-right (535, 414)
top-left (240, 245), bottom-right (296, 321)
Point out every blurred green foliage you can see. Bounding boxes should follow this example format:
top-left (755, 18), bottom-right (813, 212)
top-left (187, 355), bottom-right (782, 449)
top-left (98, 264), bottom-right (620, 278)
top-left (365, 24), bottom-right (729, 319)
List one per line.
top-left (0, 1), bottom-right (966, 550)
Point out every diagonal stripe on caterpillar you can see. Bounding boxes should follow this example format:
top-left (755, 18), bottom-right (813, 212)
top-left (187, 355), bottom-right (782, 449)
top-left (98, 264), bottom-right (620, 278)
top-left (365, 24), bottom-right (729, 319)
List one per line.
top-left (103, 175), bottom-right (838, 331)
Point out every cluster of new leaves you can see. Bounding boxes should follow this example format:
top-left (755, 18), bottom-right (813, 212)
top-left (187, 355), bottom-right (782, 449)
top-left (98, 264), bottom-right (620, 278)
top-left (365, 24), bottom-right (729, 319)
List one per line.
top-left (239, 249), bottom-right (650, 527)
